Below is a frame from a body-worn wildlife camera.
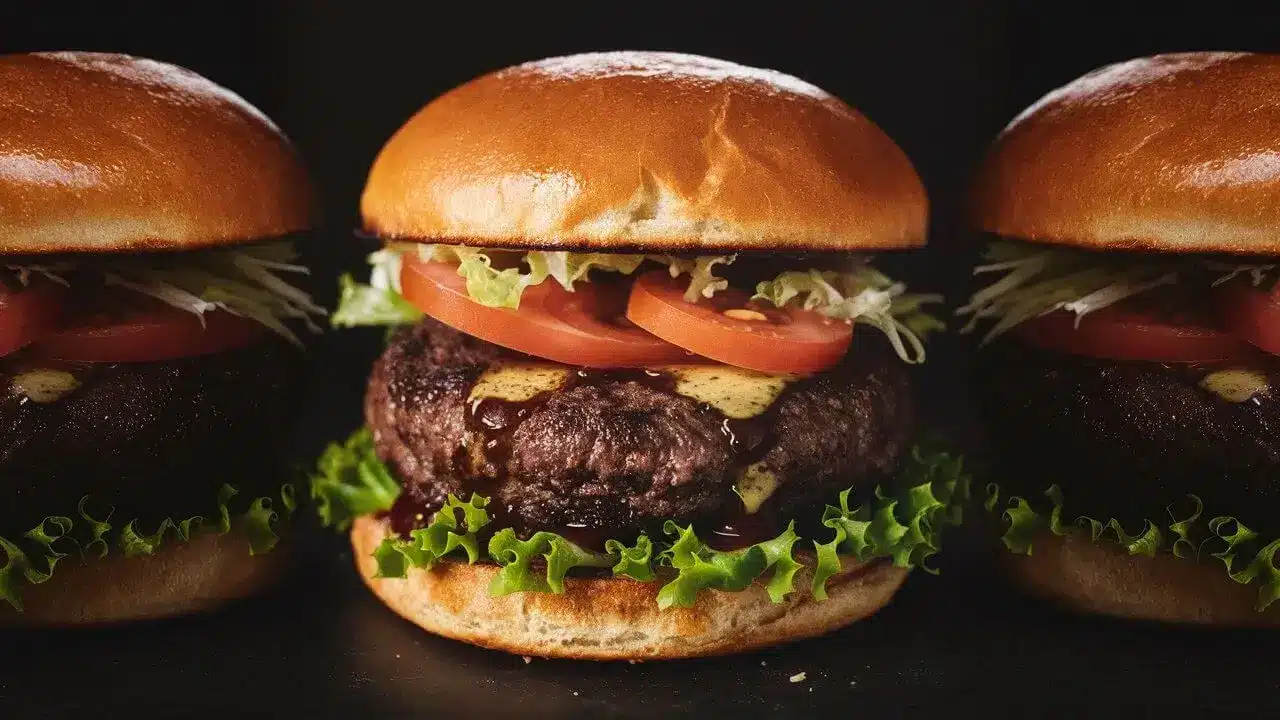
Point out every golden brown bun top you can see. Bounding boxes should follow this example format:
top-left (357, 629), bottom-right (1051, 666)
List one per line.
top-left (0, 52), bottom-right (314, 255)
top-left (974, 51), bottom-right (1280, 255)
top-left (361, 51), bottom-right (926, 254)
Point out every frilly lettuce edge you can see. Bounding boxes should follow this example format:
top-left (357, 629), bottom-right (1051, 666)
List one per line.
top-left (984, 483), bottom-right (1280, 612)
top-left (0, 483), bottom-right (296, 612)
top-left (312, 428), bottom-right (970, 610)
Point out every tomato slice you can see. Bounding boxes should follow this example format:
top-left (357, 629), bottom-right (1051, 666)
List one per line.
top-left (399, 256), bottom-right (695, 367)
top-left (1017, 293), bottom-right (1248, 363)
top-left (33, 292), bottom-right (268, 363)
top-left (0, 280), bottom-right (65, 358)
top-left (1216, 279), bottom-right (1280, 356)
top-left (625, 271), bottom-right (853, 374)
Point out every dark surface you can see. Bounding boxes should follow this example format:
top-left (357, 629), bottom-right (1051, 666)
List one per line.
top-left (368, 319), bottom-right (912, 544)
top-left (977, 339), bottom-right (1280, 531)
top-left (3, 519), bottom-right (1280, 719)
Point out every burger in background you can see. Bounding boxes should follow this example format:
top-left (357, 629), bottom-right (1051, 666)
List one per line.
top-left (0, 52), bottom-right (324, 625)
top-left (962, 52), bottom-right (1280, 625)
top-left (314, 51), bottom-right (969, 660)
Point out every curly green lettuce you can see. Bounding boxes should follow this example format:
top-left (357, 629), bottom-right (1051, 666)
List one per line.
top-left (956, 240), bottom-right (1280, 342)
top-left (310, 427), bottom-right (970, 610)
top-left (7, 241), bottom-right (325, 345)
top-left (984, 482), bottom-right (1280, 612)
top-left (0, 483), bottom-right (295, 611)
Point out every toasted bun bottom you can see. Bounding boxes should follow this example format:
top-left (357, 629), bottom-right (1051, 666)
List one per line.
top-left (352, 515), bottom-right (908, 660)
top-left (1002, 530), bottom-right (1280, 627)
top-left (0, 527), bottom-right (287, 627)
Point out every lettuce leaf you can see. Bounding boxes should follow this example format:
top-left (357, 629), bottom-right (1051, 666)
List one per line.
top-left (310, 426), bottom-right (970, 610)
top-left (336, 243), bottom-right (940, 364)
top-left (985, 482), bottom-right (1280, 612)
top-left (0, 483), bottom-right (294, 611)
top-left (373, 493), bottom-right (490, 578)
top-left (4, 241), bottom-right (326, 346)
top-left (811, 443), bottom-right (969, 598)
top-left (956, 240), bottom-right (1280, 342)
top-left (310, 427), bottom-right (402, 531)
top-left (331, 273), bottom-right (423, 328)
top-left (753, 267), bottom-right (945, 364)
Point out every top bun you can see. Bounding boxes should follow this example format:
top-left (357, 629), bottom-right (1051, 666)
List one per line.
top-left (0, 52), bottom-right (314, 255)
top-left (974, 52), bottom-right (1280, 256)
top-left (361, 51), bottom-right (926, 254)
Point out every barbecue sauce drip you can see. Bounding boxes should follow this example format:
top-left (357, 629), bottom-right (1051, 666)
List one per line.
top-left (384, 364), bottom-right (798, 551)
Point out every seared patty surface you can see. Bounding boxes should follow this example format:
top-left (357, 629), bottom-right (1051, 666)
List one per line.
top-left (0, 340), bottom-right (305, 532)
top-left (976, 340), bottom-right (1280, 531)
top-left (365, 318), bottom-right (915, 543)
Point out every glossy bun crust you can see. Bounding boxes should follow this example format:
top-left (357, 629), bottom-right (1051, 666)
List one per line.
top-left (352, 515), bottom-right (908, 660)
top-left (1003, 532), bottom-right (1280, 627)
top-left (361, 51), bottom-right (926, 254)
top-left (0, 528), bottom-right (287, 627)
top-left (974, 52), bottom-right (1280, 255)
top-left (0, 52), bottom-right (314, 254)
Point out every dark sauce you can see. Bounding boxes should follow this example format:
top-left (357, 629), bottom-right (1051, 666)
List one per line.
top-left (384, 364), bottom-right (800, 552)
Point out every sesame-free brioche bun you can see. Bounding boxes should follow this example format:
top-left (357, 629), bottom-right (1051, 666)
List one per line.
top-left (0, 51), bottom-right (314, 255)
top-left (0, 528), bottom-right (288, 628)
top-left (351, 515), bottom-right (908, 660)
top-left (361, 51), bottom-right (926, 254)
top-left (1001, 531), bottom-right (1280, 627)
top-left (974, 51), bottom-right (1280, 255)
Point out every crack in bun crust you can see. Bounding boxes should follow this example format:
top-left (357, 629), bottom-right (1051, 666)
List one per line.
top-left (351, 514), bottom-right (908, 660)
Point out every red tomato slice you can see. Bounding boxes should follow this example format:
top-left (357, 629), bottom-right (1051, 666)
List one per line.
top-left (399, 256), bottom-right (696, 367)
top-left (0, 280), bottom-right (65, 358)
top-left (1017, 293), bottom-right (1248, 363)
top-left (625, 271), bottom-right (853, 374)
top-left (1216, 279), bottom-right (1280, 356)
top-left (33, 292), bottom-right (268, 363)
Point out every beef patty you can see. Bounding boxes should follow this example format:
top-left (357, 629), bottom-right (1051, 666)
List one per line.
top-left (365, 318), bottom-right (915, 544)
top-left (0, 339), bottom-right (305, 531)
top-left (976, 340), bottom-right (1280, 531)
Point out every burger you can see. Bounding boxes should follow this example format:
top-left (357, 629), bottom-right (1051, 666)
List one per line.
top-left (0, 52), bottom-right (324, 625)
top-left (313, 51), bottom-right (969, 660)
top-left (962, 52), bottom-right (1280, 626)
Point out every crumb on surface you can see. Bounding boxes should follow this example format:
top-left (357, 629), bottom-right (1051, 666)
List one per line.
top-left (789, 672), bottom-right (806, 683)
top-left (523, 656), bottom-right (532, 664)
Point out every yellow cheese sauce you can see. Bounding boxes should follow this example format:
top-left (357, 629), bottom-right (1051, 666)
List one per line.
top-left (468, 362), bottom-right (571, 403)
top-left (468, 362), bottom-right (793, 419)
top-left (734, 461), bottom-right (780, 514)
top-left (10, 369), bottom-right (81, 403)
top-left (1199, 368), bottom-right (1271, 404)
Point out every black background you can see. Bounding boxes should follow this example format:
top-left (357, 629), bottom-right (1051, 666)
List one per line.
top-left (2, 2), bottom-right (1280, 718)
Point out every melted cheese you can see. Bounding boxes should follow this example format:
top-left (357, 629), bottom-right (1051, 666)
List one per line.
top-left (11, 370), bottom-right (80, 403)
top-left (1200, 368), bottom-right (1271, 404)
top-left (668, 365), bottom-right (791, 419)
top-left (468, 362), bottom-right (570, 403)
top-left (466, 362), bottom-right (792, 419)
top-left (734, 462), bottom-right (779, 514)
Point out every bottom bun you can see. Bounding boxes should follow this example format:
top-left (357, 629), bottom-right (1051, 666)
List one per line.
top-left (0, 527), bottom-right (287, 627)
top-left (351, 515), bottom-right (909, 660)
top-left (1002, 530), bottom-right (1280, 627)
